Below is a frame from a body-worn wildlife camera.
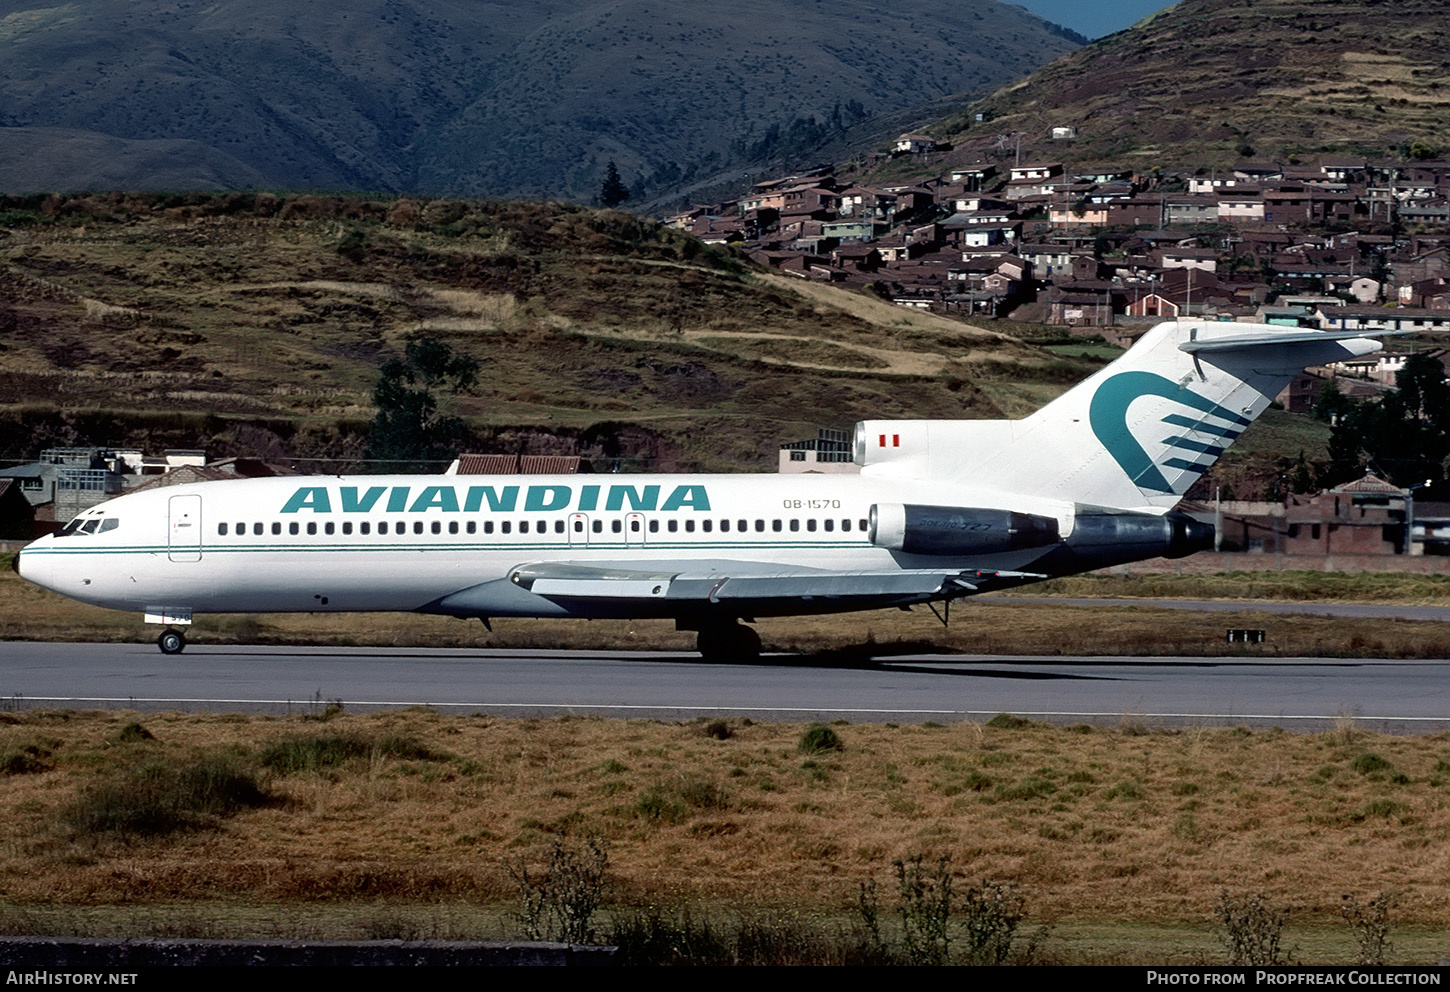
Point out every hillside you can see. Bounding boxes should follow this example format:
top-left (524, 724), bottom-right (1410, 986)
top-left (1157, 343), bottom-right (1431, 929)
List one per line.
top-left (0, 0), bottom-right (1079, 201)
top-left (925, 0), bottom-right (1450, 171)
top-left (0, 192), bottom-right (1074, 470)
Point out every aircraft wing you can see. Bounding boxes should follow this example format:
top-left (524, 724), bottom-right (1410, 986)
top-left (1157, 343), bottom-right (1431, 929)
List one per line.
top-left (426, 560), bottom-right (1044, 618)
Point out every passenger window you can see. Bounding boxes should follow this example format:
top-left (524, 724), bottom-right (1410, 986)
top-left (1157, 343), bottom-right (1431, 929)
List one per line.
top-left (449, 521), bottom-right (458, 535)
top-left (611, 520), bottom-right (622, 533)
top-left (341, 522), bottom-right (352, 535)
top-left (591, 520), bottom-right (601, 534)
top-left (253, 522), bottom-right (263, 536)
top-left (218, 523), bottom-right (228, 536)
top-left (806, 519), bottom-right (817, 532)
top-left (720, 520), bottom-right (730, 533)
top-left (630, 518), bottom-right (640, 533)
top-left (574, 520), bottom-right (584, 533)
top-left (520, 521), bottom-right (530, 534)
top-left (772, 520), bottom-right (782, 532)
top-left (466, 521), bottom-right (476, 534)
top-left (684, 520), bottom-right (695, 533)
top-left (484, 521), bottom-right (494, 534)
top-left (324, 522), bottom-right (335, 535)
top-left (429, 521), bottom-right (439, 535)
top-left (789, 519), bottom-right (799, 532)
top-left (379, 521), bottom-right (389, 535)
top-left (754, 520), bottom-right (764, 532)
top-left (360, 522), bottom-right (370, 535)
top-left (859, 519), bottom-right (868, 531)
top-left (648, 520), bottom-right (658, 533)
top-left (272, 522), bottom-right (281, 535)
top-left (236, 521), bottom-right (245, 534)
top-left (307, 522), bottom-right (317, 536)
top-left (554, 520), bottom-right (564, 534)
top-left (667, 520), bottom-right (678, 533)
top-left (413, 521), bottom-right (423, 535)
top-left (502, 522), bottom-right (512, 534)
top-left (824, 519), bottom-right (834, 532)
top-left (702, 520), bottom-right (712, 533)
top-left (290, 522), bottom-right (300, 536)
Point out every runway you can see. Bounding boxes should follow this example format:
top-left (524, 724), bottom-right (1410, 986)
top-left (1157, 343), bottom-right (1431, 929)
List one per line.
top-left (2, 641), bottom-right (1445, 733)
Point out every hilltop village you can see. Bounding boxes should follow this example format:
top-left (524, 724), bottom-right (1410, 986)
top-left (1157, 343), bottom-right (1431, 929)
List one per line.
top-left (666, 148), bottom-right (1450, 338)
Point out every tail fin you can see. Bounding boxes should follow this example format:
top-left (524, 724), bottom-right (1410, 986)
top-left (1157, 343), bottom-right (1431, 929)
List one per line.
top-left (859, 321), bottom-right (1392, 511)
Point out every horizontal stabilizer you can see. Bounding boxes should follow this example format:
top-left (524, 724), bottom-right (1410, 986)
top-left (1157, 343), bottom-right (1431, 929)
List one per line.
top-left (1179, 327), bottom-right (1418, 354)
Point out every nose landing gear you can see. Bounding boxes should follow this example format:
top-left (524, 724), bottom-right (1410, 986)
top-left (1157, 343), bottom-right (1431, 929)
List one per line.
top-left (157, 629), bottom-right (186, 655)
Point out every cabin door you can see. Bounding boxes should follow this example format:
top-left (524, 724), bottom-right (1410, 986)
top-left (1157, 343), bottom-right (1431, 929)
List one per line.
top-left (568, 512), bottom-right (589, 548)
top-left (168, 494), bottom-right (202, 562)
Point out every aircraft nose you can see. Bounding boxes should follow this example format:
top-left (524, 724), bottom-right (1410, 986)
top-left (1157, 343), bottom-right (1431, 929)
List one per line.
top-left (12, 545), bottom-right (50, 590)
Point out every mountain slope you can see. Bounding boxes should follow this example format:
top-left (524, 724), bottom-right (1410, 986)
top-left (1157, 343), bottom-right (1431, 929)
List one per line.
top-left (0, 193), bottom-right (1070, 470)
top-left (0, 0), bottom-right (1080, 199)
top-left (934, 0), bottom-right (1450, 166)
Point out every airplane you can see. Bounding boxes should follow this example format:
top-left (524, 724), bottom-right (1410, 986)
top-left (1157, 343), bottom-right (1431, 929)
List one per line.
top-left (14, 320), bottom-right (1397, 660)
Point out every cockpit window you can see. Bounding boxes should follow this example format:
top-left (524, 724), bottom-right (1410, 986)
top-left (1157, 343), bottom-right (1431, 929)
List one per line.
top-left (99, 519), bottom-right (119, 533)
top-left (80, 520), bottom-right (100, 534)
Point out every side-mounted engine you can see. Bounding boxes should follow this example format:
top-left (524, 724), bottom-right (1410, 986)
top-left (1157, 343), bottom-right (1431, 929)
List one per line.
top-left (869, 504), bottom-right (1060, 555)
top-left (868, 502), bottom-right (1214, 566)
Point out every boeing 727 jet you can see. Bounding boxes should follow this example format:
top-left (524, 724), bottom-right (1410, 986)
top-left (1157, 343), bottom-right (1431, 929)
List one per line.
top-left (15, 321), bottom-right (1394, 658)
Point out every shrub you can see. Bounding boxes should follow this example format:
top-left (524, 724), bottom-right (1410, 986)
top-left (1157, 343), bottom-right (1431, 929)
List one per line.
top-left (1216, 891), bottom-right (1292, 966)
top-left (1341, 891), bottom-right (1395, 966)
top-left (959, 879), bottom-right (1028, 965)
top-left (1351, 752), bottom-right (1393, 776)
top-left (895, 855), bottom-right (952, 966)
top-left (513, 837), bottom-right (609, 944)
top-left (66, 755), bottom-right (270, 839)
top-left (0, 745), bottom-right (50, 775)
top-left (259, 732), bottom-right (443, 773)
top-left (798, 725), bottom-right (842, 755)
top-left (115, 721), bottom-right (154, 743)
top-left (700, 720), bottom-right (733, 740)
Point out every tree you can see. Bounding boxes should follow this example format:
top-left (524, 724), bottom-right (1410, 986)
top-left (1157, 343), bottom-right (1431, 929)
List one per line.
top-left (599, 161), bottom-right (630, 208)
top-left (1321, 354), bottom-right (1450, 488)
top-left (366, 338), bottom-right (479, 472)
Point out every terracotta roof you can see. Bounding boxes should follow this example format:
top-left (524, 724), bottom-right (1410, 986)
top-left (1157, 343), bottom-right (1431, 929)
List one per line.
top-left (454, 454), bottom-right (519, 474)
top-left (1332, 474), bottom-right (1405, 495)
top-left (519, 455), bottom-right (580, 475)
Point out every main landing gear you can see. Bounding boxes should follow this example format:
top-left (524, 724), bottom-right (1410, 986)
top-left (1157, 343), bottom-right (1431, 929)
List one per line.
top-left (693, 621), bottom-right (761, 663)
top-left (157, 629), bottom-right (186, 655)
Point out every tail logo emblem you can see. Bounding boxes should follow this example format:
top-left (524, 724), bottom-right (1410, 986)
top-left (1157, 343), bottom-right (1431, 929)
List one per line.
top-left (1088, 371), bottom-right (1251, 494)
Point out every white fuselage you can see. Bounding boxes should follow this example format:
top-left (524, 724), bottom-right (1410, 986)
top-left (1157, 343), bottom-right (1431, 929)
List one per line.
top-left (18, 472), bottom-right (1070, 619)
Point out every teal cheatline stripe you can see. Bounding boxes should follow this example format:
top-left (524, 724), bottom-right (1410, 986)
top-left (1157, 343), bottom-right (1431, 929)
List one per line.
top-left (1163, 457), bottom-right (1209, 472)
top-left (1162, 436), bottom-right (1226, 457)
top-left (1160, 414), bottom-right (1243, 439)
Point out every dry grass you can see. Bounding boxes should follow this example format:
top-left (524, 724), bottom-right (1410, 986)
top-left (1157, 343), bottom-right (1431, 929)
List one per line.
top-left (0, 709), bottom-right (1447, 963)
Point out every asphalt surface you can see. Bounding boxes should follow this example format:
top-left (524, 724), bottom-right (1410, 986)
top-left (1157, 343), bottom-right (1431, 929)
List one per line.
top-left (2, 640), bottom-right (1445, 733)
